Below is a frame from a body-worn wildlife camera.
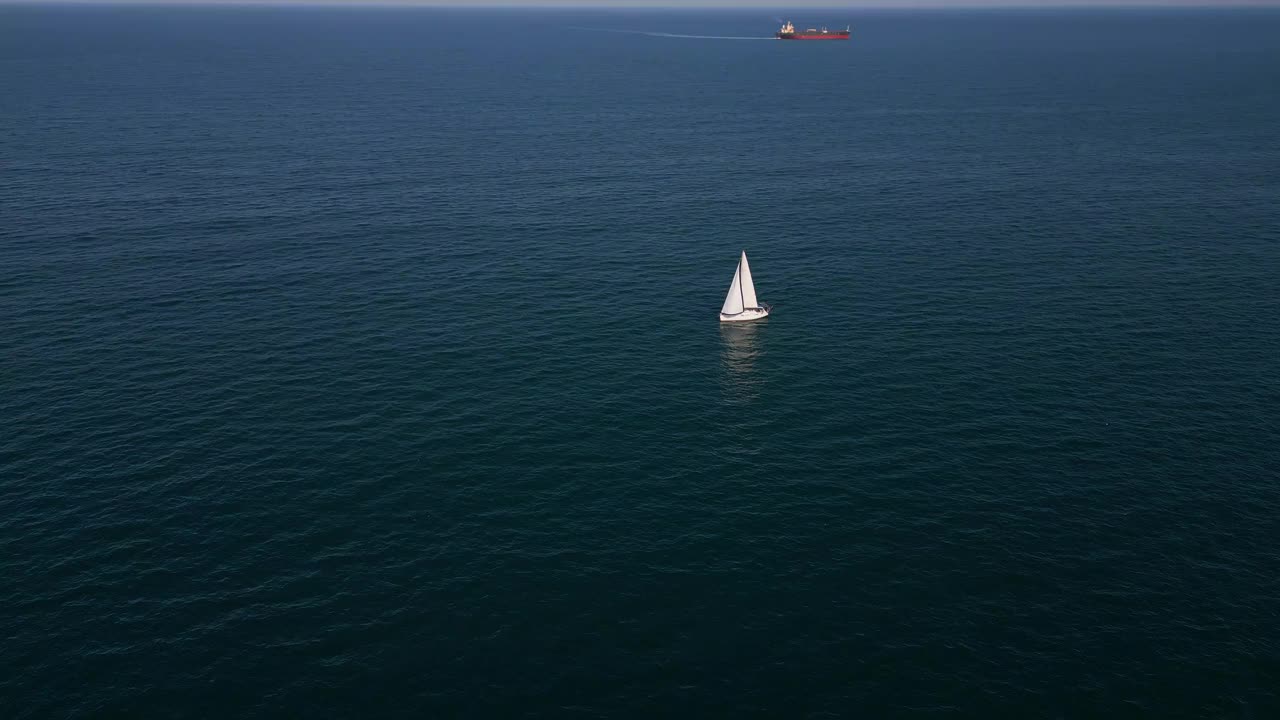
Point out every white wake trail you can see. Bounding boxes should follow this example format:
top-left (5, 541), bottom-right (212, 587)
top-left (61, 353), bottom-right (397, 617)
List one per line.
top-left (645, 32), bottom-right (776, 41)
top-left (568, 27), bottom-right (776, 41)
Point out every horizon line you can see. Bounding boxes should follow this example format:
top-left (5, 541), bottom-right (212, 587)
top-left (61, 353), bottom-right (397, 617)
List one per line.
top-left (6, 0), bottom-right (1280, 8)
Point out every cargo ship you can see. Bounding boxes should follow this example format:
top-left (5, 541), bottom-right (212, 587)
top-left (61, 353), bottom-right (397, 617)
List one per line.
top-left (776, 21), bottom-right (850, 41)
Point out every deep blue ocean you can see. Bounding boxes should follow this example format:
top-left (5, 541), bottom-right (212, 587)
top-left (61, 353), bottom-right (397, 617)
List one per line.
top-left (4, 4), bottom-right (1280, 717)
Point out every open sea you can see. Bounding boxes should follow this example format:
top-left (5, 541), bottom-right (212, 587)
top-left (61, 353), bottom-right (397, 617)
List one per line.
top-left (3, 4), bottom-right (1280, 717)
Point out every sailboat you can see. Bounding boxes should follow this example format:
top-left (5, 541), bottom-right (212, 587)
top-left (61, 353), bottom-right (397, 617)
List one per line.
top-left (719, 251), bottom-right (772, 323)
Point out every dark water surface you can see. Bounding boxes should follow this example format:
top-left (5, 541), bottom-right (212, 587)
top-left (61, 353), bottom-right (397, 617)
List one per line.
top-left (4, 5), bottom-right (1280, 717)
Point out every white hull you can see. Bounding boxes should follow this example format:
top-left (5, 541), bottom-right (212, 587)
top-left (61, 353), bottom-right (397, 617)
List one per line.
top-left (719, 307), bottom-right (771, 323)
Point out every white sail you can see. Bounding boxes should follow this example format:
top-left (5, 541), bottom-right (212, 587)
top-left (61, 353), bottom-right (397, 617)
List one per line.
top-left (721, 261), bottom-right (744, 315)
top-left (719, 250), bottom-right (770, 323)
top-left (738, 251), bottom-right (758, 309)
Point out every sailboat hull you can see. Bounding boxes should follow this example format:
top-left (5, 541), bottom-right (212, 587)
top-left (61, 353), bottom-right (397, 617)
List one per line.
top-left (719, 307), bottom-right (771, 323)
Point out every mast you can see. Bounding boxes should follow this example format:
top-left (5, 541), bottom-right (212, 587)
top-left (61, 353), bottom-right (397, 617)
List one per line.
top-left (721, 257), bottom-right (744, 315)
top-left (738, 251), bottom-right (758, 309)
top-left (738, 258), bottom-right (744, 310)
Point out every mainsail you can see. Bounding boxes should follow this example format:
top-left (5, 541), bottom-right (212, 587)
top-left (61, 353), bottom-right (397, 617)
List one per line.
top-left (721, 252), bottom-right (758, 316)
top-left (721, 260), bottom-right (744, 315)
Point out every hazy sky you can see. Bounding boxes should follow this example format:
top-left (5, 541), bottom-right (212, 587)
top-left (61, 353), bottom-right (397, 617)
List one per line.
top-left (13, 0), bottom-right (1280, 6)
